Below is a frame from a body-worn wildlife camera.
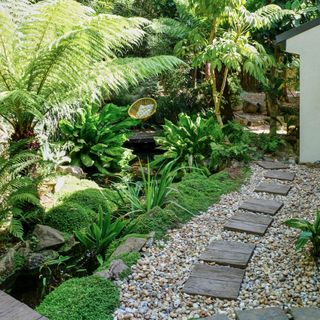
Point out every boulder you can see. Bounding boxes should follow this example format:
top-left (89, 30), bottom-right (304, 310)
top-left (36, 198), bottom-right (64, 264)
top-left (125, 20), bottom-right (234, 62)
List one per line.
top-left (0, 248), bottom-right (16, 283)
top-left (26, 250), bottom-right (59, 270)
top-left (111, 237), bottom-right (147, 258)
top-left (33, 225), bottom-right (65, 251)
top-left (95, 259), bottom-right (128, 280)
top-left (57, 166), bottom-right (86, 178)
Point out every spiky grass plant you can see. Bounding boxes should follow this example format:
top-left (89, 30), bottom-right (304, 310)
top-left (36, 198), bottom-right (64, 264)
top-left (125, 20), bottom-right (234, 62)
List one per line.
top-left (0, 0), bottom-right (182, 140)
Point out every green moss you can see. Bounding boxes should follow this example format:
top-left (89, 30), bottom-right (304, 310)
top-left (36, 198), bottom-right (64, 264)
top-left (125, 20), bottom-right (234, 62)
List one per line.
top-left (37, 275), bottom-right (119, 320)
top-left (61, 188), bottom-right (118, 213)
top-left (126, 168), bottom-right (250, 237)
top-left (45, 202), bottom-right (96, 233)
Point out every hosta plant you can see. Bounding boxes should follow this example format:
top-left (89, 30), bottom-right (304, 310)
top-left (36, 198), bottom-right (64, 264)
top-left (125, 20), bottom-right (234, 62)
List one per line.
top-left (59, 104), bottom-right (138, 176)
top-left (284, 211), bottom-right (320, 259)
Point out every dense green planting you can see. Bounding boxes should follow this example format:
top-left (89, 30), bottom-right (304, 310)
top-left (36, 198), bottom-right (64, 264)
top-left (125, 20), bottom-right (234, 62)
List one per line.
top-left (45, 203), bottom-right (96, 233)
top-left (37, 276), bottom-right (119, 320)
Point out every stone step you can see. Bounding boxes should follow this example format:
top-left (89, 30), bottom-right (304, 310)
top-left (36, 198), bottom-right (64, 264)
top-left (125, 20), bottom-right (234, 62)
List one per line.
top-left (291, 307), bottom-right (320, 320)
top-left (183, 264), bottom-right (245, 300)
top-left (199, 240), bottom-right (255, 269)
top-left (202, 315), bottom-right (229, 320)
top-left (264, 170), bottom-right (295, 181)
top-left (235, 307), bottom-right (288, 320)
top-left (224, 212), bottom-right (273, 235)
top-left (239, 198), bottom-right (283, 216)
top-left (254, 183), bottom-right (291, 196)
top-left (257, 161), bottom-right (290, 170)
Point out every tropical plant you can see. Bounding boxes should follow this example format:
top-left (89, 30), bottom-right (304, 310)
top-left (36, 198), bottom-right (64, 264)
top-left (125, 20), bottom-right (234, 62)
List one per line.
top-left (0, 150), bottom-right (42, 239)
top-left (75, 209), bottom-right (126, 256)
top-left (153, 113), bottom-right (224, 172)
top-left (115, 162), bottom-right (177, 216)
top-left (59, 104), bottom-right (137, 176)
top-left (284, 211), bottom-right (320, 259)
top-left (0, 0), bottom-right (182, 141)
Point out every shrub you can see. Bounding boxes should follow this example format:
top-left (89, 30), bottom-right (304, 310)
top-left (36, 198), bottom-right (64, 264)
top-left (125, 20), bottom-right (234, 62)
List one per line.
top-left (37, 276), bottom-right (119, 320)
top-left (62, 188), bottom-right (117, 213)
top-left (60, 104), bottom-right (138, 177)
top-left (252, 133), bottom-right (286, 154)
top-left (45, 202), bottom-right (96, 233)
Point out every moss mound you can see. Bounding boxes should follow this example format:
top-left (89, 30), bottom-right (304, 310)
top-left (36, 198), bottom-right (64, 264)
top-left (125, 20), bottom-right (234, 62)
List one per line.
top-left (37, 276), bottom-right (119, 320)
top-left (45, 202), bottom-right (96, 233)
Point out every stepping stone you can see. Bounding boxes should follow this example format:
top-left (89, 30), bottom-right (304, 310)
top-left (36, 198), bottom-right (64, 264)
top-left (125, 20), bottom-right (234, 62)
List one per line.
top-left (202, 315), bottom-right (229, 320)
top-left (183, 264), bottom-right (245, 300)
top-left (264, 170), bottom-right (295, 181)
top-left (236, 307), bottom-right (288, 320)
top-left (239, 198), bottom-right (283, 216)
top-left (199, 240), bottom-right (255, 269)
top-left (254, 183), bottom-right (291, 196)
top-left (224, 212), bottom-right (273, 235)
top-left (257, 161), bottom-right (289, 170)
top-left (291, 308), bottom-right (320, 320)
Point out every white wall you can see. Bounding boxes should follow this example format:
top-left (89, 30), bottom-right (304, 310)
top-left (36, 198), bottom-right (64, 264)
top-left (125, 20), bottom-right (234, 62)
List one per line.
top-left (286, 25), bottom-right (320, 163)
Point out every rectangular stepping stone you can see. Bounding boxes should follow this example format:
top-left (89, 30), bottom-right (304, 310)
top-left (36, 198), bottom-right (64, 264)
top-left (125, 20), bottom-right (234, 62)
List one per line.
top-left (291, 308), bottom-right (320, 320)
top-left (199, 240), bottom-right (255, 269)
top-left (183, 264), bottom-right (245, 300)
top-left (239, 198), bottom-right (283, 216)
top-left (254, 183), bottom-right (291, 196)
top-left (224, 212), bottom-right (273, 235)
top-left (264, 170), bottom-right (295, 181)
top-left (202, 315), bottom-right (229, 320)
top-left (257, 161), bottom-right (289, 170)
top-left (236, 307), bottom-right (288, 320)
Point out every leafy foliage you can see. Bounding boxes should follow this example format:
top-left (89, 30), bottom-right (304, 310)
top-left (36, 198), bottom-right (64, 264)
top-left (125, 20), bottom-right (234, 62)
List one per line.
top-left (284, 211), bottom-right (320, 258)
top-left (60, 104), bottom-right (137, 176)
top-left (75, 209), bottom-right (126, 256)
top-left (115, 162), bottom-right (176, 216)
top-left (154, 113), bottom-right (251, 173)
top-left (0, 150), bottom-right (42, 239)
top-left (36, 275), bottom-right (119, 320)
top-left (0, 0), bottom-right (182, 140)
top-left (253, 133), bottom-right (286, 154)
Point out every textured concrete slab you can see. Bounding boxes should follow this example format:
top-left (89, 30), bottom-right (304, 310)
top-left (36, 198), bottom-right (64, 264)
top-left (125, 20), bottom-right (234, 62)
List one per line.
top-left (183, 264), bottom-right (245, 300)
top-left (291, 308), bottom-right (320, 320)
top-left (257, 161), bottom-right (289, 169)
top-left (239, 198), bottom-right (283, 216)
top-left (264, 170), bottom-right (295, 181)
top-left (236, 307), bottom-right (288, 320)
top-left (224, 212), bottom-right (273, 235)
top-left (200, 240), bottom-right (255, 269)
top-left (254, 183), bottom-right (291, 196)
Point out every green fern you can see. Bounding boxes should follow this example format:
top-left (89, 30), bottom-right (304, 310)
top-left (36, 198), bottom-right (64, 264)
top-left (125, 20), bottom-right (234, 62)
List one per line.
top-left (0, 0), bottom-right (182, 140)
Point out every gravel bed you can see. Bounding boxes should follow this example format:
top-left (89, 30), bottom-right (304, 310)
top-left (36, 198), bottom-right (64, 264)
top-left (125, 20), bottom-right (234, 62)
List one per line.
top-left (114, 163), bottom-right (320, 320)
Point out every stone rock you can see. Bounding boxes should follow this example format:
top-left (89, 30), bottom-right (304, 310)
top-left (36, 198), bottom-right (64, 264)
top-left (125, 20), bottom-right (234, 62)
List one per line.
top-left (26, 250), bottom-right (59, 270)
top-left (0, 248), bottom-right (16, 281)
top-left (95, 259), bottom-right (128, 280)
top-left (33, 224), bottom-right (65, 251)
top-left (57, 165), bottom-right (86, 178)
top-left (243, 102), bottom-right (259, 114)
top-left (111, 237), bottom-right (147, 258)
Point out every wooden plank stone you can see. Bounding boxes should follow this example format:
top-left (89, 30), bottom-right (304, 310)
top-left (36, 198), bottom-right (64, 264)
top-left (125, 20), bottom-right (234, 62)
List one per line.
top-left (291, 308), bottom-right (320, 320)
top-left (257, 161), bottom-right (289, 170)
top-left (264, 170), bottom-right (295, 181)
top-left (199, 240), bottom-right (255, 269)
top-left (239, 198), bottom-right (283, 216)
top-left (236, 307), bottom-right (288, 320)
top-left (0, 290), bottom-right (46, 320)
top-left (183, 264), bottom-right (245, 300)
top-left (224, 212), bottom-right (273, 235)
top-left (254, 183), bottom-right (291, 196)
top-left (202, 315), bottom-right (229, 320)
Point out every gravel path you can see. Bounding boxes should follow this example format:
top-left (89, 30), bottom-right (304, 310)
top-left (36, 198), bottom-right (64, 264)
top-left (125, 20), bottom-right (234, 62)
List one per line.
top-left (114, 163), bottom-right (320, 320)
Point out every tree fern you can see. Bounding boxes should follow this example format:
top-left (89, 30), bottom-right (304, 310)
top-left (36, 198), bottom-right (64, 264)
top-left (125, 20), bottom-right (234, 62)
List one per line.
top-left (0, 0), bottom-right (182, 140)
